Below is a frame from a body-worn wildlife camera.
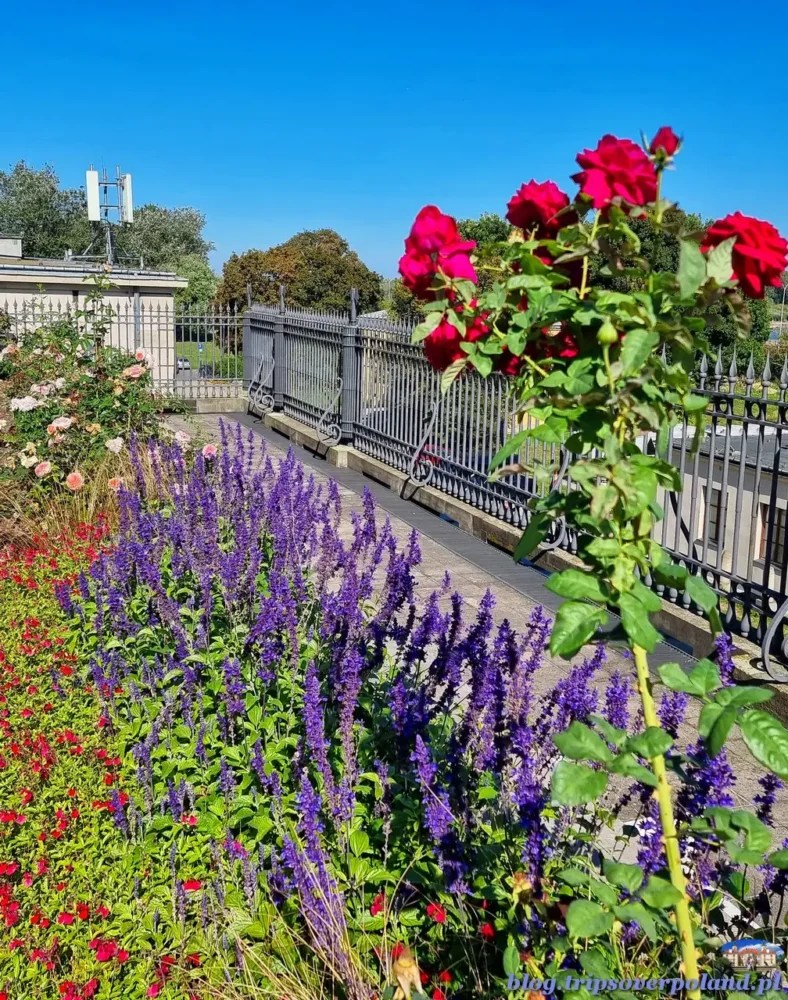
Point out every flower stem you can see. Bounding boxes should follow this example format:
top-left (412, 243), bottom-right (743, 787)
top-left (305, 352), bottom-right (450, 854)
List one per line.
top-left (632, 644), bottom-right (700, 999)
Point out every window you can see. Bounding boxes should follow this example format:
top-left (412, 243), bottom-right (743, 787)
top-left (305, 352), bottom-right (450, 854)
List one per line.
top-left (760, 503), bottom-right (787, 567)
top-left (706, 487), bottom-right (723, 544)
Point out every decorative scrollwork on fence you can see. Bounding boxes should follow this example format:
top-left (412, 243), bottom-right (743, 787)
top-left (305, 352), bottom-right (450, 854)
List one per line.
top-left (247, 355), bottom-right (275, 417)
top-left (406, 397), bottom-right (443, 487)
top-left (761, 599), bottom-right (788, 682)
top-left (536, 449), bottom-right (572, 552)
top-left (316, 376), bottom-right (343, 447)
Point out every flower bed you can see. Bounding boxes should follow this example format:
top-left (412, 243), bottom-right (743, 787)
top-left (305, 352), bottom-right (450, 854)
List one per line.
top-left (1, 424), bottom-right (782, 998)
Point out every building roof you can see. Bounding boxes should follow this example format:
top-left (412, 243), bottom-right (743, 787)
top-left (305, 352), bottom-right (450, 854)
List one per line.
top-left (0, 256), bottom-right (187, 289)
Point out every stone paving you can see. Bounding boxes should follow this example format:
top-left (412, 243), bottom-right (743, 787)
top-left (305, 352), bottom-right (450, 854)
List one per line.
top-left (165, 412), bottom-right (787, 832)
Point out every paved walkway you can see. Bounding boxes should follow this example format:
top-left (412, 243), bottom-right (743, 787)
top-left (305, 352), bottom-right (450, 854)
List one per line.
top-left (165, 412), bottom-right (786, 828)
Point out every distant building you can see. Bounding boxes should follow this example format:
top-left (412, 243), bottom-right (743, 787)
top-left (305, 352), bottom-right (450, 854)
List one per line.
top-left (0, 236), bottom-right (186, 380)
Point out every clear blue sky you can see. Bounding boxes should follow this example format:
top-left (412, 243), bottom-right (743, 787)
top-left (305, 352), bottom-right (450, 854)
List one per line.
top-left (5, 0), bottom-right (787, 277)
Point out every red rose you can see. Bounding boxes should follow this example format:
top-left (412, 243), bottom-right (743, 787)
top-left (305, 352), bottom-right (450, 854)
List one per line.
top-left (437, 241), bottom-right (478, 284)
top-left (183, 879), bottom-right (202, 891)
top-left (433, 991), bottom-right (446, 1000)
top-left (426, 902), bottom-right (446, 923)
top-left (701, 212), bottom-right (788, 299)
top-left (82, 981), bottom-right (100, 999)
top-left (370, 892), bottom-right (385, 917)
top-left (57, 912), bottom-right (75, 925)
top-left (391, 942), bottom-right (405, 960)
top-left (649, 126), bottom-right (681, 158)
top-left (506, 180), bottom-right (574, 237)
top-left (399, 251), bottom-right (436, 300)
top-left (407, 206), bottom-right (460, 254)
top-left (465, 312), bottom-right (490, 344)
top-left (495, 349), bottom-right (523, 377)
top-left (423, 320), bottom-right (464, 371)
top-left (439, 971), bottom-right (453, 984)
top-left (480, 921), bottom-right (495, 939)
top-left (572, 135), bottom-right (657, 210)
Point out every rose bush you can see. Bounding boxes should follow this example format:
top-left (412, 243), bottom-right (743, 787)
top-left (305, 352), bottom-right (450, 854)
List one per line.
top-left (404, 128), bottom-right (788, 997)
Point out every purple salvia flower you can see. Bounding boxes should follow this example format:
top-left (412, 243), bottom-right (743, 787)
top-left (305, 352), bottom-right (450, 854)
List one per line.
top-left (603, 671), bottom-right (632, 731)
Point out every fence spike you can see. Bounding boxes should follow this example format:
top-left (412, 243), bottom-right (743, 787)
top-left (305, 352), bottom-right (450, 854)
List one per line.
top-left (729, 348), bottom-right (738, 380)
top-left (746, 352), bottom-right (755, 383)
top-left (714, 345), bottom-right (723, 379)
top-left (763, 354), bottom-right (772, 386)
top-left (781, 356), bottom-right (788, 389)
top-left (699, 353), bottom-right (708, 376)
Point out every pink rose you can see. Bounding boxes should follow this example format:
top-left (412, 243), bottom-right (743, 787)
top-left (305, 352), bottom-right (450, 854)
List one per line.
top-left (202, 444), bottom-right (218, 460)
top-left (506, 180), bottom-right (574, 237)
top-left (406, 205), bottom-right (460, 254)
top-left (65, 471), bottom-right (85, 492)
top-left (121, 364), bottom-right (145, 379)
top-left (573, 134), bottom-right (657, 210)
top-left (34, 461), bottom-right (52, 478)
top-left (649, 126), bottom-right (681, 158)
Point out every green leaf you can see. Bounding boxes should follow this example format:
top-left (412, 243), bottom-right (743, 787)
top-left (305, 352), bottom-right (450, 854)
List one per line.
top-left (684, 574), bottom-right (718, 614)
top-left (767, 849), bottom-right (788, 869)
top-left (681, 393), bottom-right (708, 413)
top-left (349, 830), bottom-right (370, 857)
top-left (640, 876), bottom-right (682, 908)
top-left (739, 710), bottom-right (788, 779)
top-left (618, 593), bottom-right (660, 652)
top-left (603, 860), bottom-right (644, 893)
top-left (619, 329), bottom-right (659, 377)
top-left (698, 702), bottom-right (724, 739)
top-left (503, 944), bottom-right (521, 977)
top-left (557, 866), bottom-right (591, 887)
top-left (589, 715), bottom-right (628, 748)
top-left (565, 899), bottom-right (613, 939)
top-left (707, 705), bottom-right (737, 757)
top-left (546, 569), bottom-right (606, 604)
top-left (470, 352), bottom-right (493, 377)
top-left (411, 311), bottom-right (443, 344)
top-left (678, 240), bottom-right (707, 298)
top-left (714, 686), bottom-right (773, 708)
top-left (706, 236), bottom-right (736, 284)
top-left (513, 513), bottom-right (550, 562)
top-left (549, 601), bottom-right (607, 658)
top-left (627, 727), bottom-right (673, 759)
top-left (609, 752), bottom-right (657, 786)
top-left (490, 430), bottom-right (528, 470)
top-left (612, 902), bottom-right (658, 941)
top-left (658, 659), bottom-right (721, 696)
top-left (553, 721), bottom-right (614, 764)
top-left (441, 358), bottom-right (466, 392)
top-left (653, 561), bottom-right (687, 588)
top-left (551, 761), bottom-right (608, 806)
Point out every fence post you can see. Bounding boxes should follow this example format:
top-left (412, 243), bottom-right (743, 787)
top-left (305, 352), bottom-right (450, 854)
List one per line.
top-left (340, 288), bottom-right (360, 444)
top-left (242, 309), bottom-right (253, 386)
top-left (273, 284), bottom-right (286, 411)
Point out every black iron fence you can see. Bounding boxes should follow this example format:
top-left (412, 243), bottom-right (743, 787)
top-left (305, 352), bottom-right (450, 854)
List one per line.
top-left (245, 295), bottom-right (788, 680)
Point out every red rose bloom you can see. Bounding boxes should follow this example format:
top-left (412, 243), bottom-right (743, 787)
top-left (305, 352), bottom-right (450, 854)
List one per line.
top-left (506, 180), bottom-right (574, 237)
top-left (480, 921), bottom-right (495, 939)
top-left (433, 991), bottom-right (446, 1000)
top-left (370, 892), bottom-right (385, 917)
top-left (423, 320), bottom-right (464, 371)
top-left (399, 251), bottom-right (436, 300)
top-left (573, 135), bottom-right (657, 210)
top-left (437, 241), bottom-right (478, 284)
top-left (649, 126), bottom-right (681, 158)
top-left (495, 349), bottom-right (523, 377)
top-left (391, 942), bottom-right (405, 960)
top-left (439, 971), bottom-right (453, 984)
top-left (426, 902), bottom-right (446, 923)
top-left (82, 981), bottom-right (99, 999)
top-left (701, 212), bottom-right (788, 299)
top-left (407, 205), bottom-right (460, 254)
top-left (183, 879), bottom-right (202, 891)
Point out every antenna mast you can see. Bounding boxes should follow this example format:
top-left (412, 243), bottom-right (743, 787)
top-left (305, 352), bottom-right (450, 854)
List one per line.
top-left (75, 165), bottom-right (137, 266)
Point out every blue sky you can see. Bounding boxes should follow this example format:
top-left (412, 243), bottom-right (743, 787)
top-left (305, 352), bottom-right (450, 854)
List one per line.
top-left (4, 0), bottom-right (787, 277)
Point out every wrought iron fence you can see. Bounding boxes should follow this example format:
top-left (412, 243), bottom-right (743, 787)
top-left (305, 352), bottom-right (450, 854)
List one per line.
top-left (243, 297), bottom-right (788, 678)
top-left (1, 298), bottom-right (244, 399)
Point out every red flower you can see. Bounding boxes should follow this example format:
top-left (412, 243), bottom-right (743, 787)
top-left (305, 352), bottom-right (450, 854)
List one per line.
top-left (399, 251), bottom-right (436, 300)
top-left (423, 319), bottom-right (464, 372)
top-left (573, 134), bottom-right (657, 210)
top-left (480, 921), bottom-right (495, 939)
top-left (0, 862), bottom-right (18, 876)
top-left (391, 942), bottom-right (405, 960)
top-left (649, 126), bottom-right (681, 158)
top-left (180, 813), bottom-right (198, 826)
top-left (426, 902), bottom-right (446, 924)
top-left (495, 349), bottom-right (523, 377)
top-left (432, 991), bottom-right (446, 1000)
top-left (506, 180), bottom-right (573, 237)
top-left (370, 892), bottom-right (385, 917)
top-left (438, 971), bottom-right (453, 984)
top-left (76, 903), bottom-right (90, 920)
top-left (182, 879), bottom-right (202, 891)
top-left (57, 912), bottom-right (75, 925)
top-left (701, 212), bottom-right (788, 299)
top-left (186, 953), bottom-right (201, 967)
top-left (436, 241), bottom-right (478, 284)
top-left (406, 206), bottom-right (460, 254)
top-left (420, 971), bottom-right (430, 985)
top-left (147, 986), bottom-right (162, 999)
top-left (117, 949), bottom-right (130, 963)
top-left (82, 980), bottom-right (100, 998)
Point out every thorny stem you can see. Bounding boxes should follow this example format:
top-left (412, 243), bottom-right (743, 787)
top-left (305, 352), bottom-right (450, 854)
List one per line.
top-left (632, 644), bottom-right (700, 1000)
top-left (579, 212), bottom-right (601, 299)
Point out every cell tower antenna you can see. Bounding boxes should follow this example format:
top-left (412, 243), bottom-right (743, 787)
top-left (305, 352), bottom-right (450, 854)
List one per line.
top-left (75, 164), bottom-right (137, 267)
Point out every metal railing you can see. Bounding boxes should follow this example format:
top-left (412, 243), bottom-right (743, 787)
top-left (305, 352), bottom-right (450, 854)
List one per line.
top-left (244, 295), bottom-right (788, 678)
top-left (1, 298), bottom-right (244, 399)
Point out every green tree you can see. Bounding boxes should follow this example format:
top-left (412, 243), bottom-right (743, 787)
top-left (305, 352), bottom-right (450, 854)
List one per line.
top-left (0, 162), bottom-right (90, 259)
top-left (169, 254), bottom-right (218, 308)
top-left (115, 205), bottom-right (212, 270)
top-left (217, 230), bottom-right (381, 313)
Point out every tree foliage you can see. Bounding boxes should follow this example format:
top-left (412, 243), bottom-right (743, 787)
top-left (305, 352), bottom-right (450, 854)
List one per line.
top-left (216, 230), bottom-right (381, 313)
top-left (0, 162), bottom-right (213, 300)
top-left (170, 254), bottom-right (218, 307)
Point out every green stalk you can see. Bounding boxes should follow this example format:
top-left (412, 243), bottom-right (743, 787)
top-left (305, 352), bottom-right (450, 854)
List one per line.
top-left (632, 644), bottom-right (700, 999)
